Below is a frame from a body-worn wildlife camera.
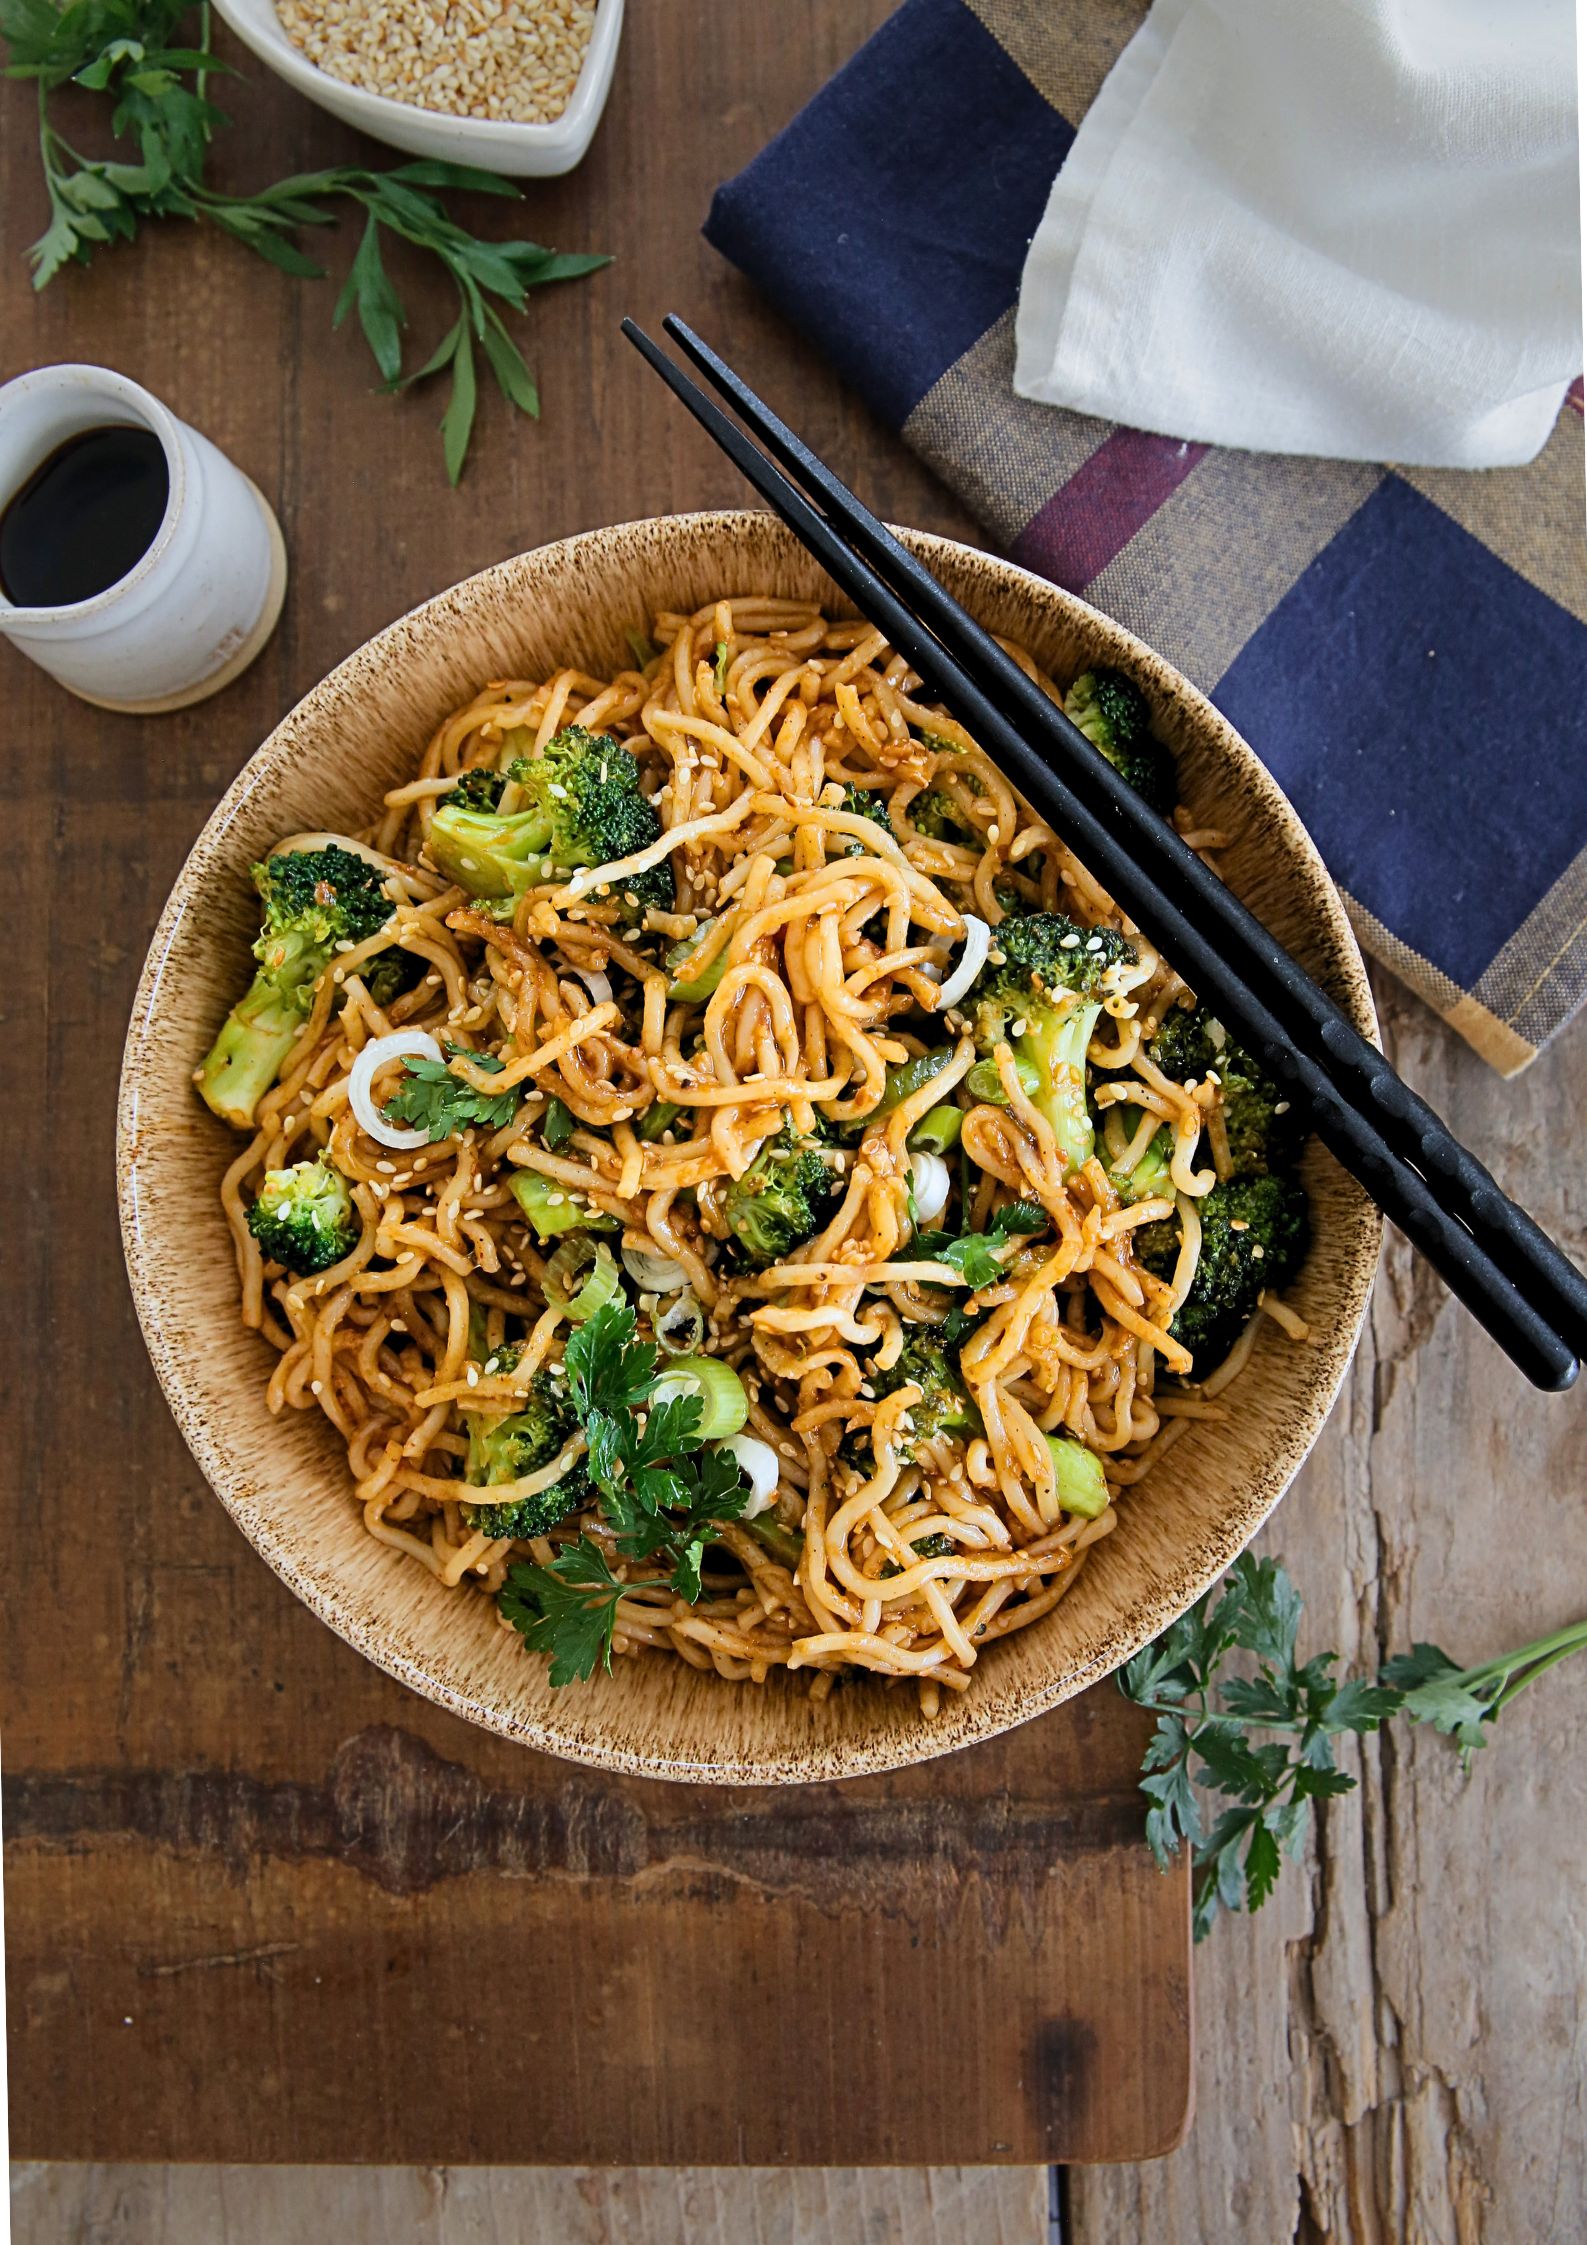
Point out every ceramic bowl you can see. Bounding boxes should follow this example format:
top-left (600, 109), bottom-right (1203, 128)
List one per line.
top-left (118, 511), bottom-right (1382, 1784)
top-left (211, 0), bottom-right (624, 177)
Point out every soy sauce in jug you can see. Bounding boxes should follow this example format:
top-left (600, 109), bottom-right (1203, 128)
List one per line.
top-left (0, 424), bottom-right (169, 607)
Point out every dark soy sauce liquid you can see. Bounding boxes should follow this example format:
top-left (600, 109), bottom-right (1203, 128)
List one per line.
top-left (0, 424), bottom-right (170, 607)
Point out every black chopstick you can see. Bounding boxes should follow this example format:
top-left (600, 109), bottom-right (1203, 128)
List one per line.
top-left (622, 317), bottom-right (1581, 1392)
top-left (660, 314), bottom-right (1587, 1376)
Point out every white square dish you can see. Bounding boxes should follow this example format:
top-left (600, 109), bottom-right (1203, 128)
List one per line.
top-left (211, 0), bottom-right (624, 178)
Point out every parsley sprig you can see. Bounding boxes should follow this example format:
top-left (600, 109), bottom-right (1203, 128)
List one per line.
top-left (0, 0), bottom-right (609, 480)
top-left (1120, 1553), bottom-right (1587, 1940)
top-left (908, 1198), bottom-right (1048, 1287)
top-left (384, 1044), bottom-right (520, 1140)
top-left (498, 1300), bottom-right (750, 1683)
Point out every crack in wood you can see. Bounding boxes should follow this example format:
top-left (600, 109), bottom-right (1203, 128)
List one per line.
top-left (4, 1723), bottom-right (1142, 1908)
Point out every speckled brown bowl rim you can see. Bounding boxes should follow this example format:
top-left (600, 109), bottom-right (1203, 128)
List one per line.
top-left (118, 512), bottom-right (1382, 1784)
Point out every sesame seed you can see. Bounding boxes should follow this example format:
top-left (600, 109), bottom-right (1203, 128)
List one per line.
top-left (1059, 932), bottom-right (1081, 949)
top-left (1275, 1101), bottom-right (1291, 1114)
top-left (1252, 1243), bottom-right (1265, 1258)
top-left (275, 0), bottom-right (595, 125)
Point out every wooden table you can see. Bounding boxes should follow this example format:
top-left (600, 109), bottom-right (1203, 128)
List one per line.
top-left (0, 0), bottom-right (1190, 2193)
top-left (10, 7), bottom-right (1587, 2241)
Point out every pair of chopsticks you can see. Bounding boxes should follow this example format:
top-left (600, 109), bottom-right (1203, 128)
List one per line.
top-left (622, 314), bottom-right (1587, 1393)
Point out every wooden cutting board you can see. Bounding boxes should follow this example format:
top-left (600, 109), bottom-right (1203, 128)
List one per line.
top-left (0, 0), bottom-right (1190, 2167)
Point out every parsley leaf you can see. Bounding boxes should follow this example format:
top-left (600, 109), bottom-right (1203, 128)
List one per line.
top-left (909, 1198), bottom-right (1048, 1287)
top-left (566, 1299), bottom-right (657, 1421)
top-left (525, 1298), bottom-right (753, 1657)
top-left (383, 1044), bottom-right (519, 1139)
top-left (542, 1095), bottom-right (576, 1149)
top-left (1120, 1552), bottom-right (1587, 1938)
top-left (498, 1541), bottom-right (627, 1687)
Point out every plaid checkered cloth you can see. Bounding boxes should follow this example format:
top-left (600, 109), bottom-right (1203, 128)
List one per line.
top-left (705, 0), bottom-right (1587, 1075)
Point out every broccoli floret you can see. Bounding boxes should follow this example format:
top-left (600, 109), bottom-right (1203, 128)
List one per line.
top-left (246, 1154), bottom-right (357, 1275)
top-left (1136, 1172), bottom-right (1309, 1373)
top-left (461, 1367), bottom-right (591, 1540)
top-left (1148, 1007), bottom-right (1299, 1178)
top-left (197, 845), bottom-right (394, 1128)
top-left (836, 782), bottom-right (893, 855)
top-left (1065, 668), bottom-right (1177, 815)
top-left (873, 1329), bottom-right (982, 1456)
top-left (964, 913), bottom-right (1135, 1175)
top-left (722, 1124), bottom-right (840, 1267)
top-left (427, 724), bottom-right (674, 915)
top-left (908, 786), bottom-right (974, 844)
top-left (444, 765), bottom-right (508, 813)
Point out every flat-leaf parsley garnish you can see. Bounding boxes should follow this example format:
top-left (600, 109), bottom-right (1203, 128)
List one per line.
top-left (908, 1197), bottom-right (1048, 1288)
top-left (384, 1044), bottom-right (519, 1139)
top-left (498, 1300), bottom-right (750, 1682)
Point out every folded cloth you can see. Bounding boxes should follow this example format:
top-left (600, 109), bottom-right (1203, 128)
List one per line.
top-left (1015, 0), bottom-right (1581, 469)
top-left (705, 0), bottom-right (1587, 1074)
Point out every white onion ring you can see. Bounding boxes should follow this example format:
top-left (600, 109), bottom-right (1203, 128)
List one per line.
top-left (572, 964), bottom-right (613, 1006)
top-left (936, 915), bottom-right (990, 1010)
top-left (721, 1432), bottom-right (780, 1518)
top-left (908, 1150), bottom-right (951, 1225)
top-left (621, 1245), bottom-right (690, 1292)
top-left (348, 1029), bottom-right (443, 1150)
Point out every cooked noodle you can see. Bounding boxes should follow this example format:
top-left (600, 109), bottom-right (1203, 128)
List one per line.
top-left (215, 598), bottom-right (1303, 1709)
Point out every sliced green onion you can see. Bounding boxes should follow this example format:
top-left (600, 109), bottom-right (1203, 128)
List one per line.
top-left (966, 1053), bottom-right (1041, 1105)
top-left (542, 1238), bottom-right (622, 1324)
top-left (746, 1516), bottom-right (803, 1570)
top-left (1044, 1432), bottom-right (1110, 1517)
top-left (542, 1096), bottom-right (575, 1149)
top-left (621, 1243), bottom-right (690, 1292)
top-left (876, 1048), bottom-right (956, 1115)
top-left (666, 915), bottom-right (732, 1002)
top-left (509, 1170), bottom-right (619, 1240)
top-left (908, 1104), bottom-right (963, 1152)
top-left (651, 1354), bottom-right (749, 1440)
top-left (638, 1100), bottom-right (684, 1143)
top-left (655, 1291), bottom-right (706, 1355)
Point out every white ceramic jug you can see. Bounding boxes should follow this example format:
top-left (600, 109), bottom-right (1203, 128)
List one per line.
top-left (0, 363), bottom-right (286, 712)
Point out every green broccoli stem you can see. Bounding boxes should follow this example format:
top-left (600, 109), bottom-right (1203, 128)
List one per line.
top-left (1019, 1000), bottom-right (1101, 1174)
top-left (195, 972), bottom-right (305, 1127)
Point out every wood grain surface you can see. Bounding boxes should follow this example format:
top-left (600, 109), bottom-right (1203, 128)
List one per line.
top-left (10, 2164), bottom-right (1053, 2244)
top-left (9, 2), bottom-right (1585, 2238)
top-left (0, 0), bottom-right (1191, 2184)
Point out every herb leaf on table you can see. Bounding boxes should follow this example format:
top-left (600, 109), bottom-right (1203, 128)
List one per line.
top-left (1119, 1552), bottom-right (1587, 1940)
top-left (0, 0), bottom-right (610, 479)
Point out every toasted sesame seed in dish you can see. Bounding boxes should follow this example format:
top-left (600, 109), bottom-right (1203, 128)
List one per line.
top-left (211, 0), bottom-right (624, 177)
top-left (274, 0), bottom-right (596, 126)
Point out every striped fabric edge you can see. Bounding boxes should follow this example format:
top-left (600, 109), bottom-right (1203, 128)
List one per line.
top-left (1341, 893), bottom-right (1537, 1077)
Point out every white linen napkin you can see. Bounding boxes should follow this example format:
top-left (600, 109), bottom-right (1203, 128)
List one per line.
top-left (1013, 0), bottom-right (1581, 469)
